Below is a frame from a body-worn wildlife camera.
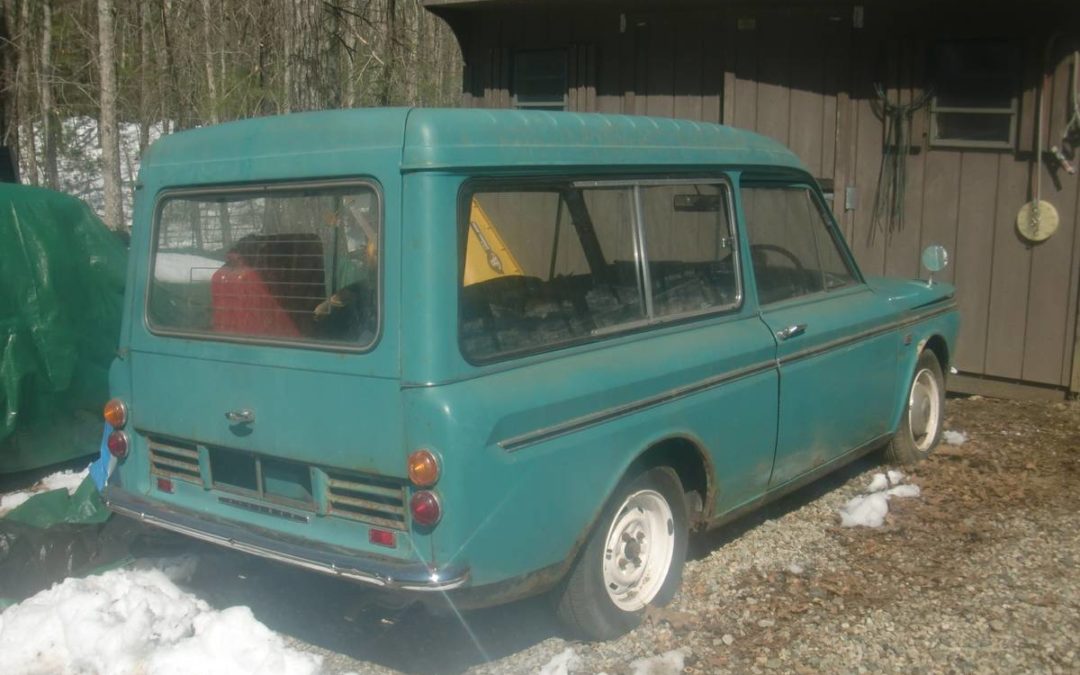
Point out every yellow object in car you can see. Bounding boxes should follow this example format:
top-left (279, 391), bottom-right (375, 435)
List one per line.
top-left (464, 199), bottom-right (523, 286)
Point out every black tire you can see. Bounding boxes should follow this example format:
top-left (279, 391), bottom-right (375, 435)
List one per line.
top-left (885, 349), bottom-right (946, 465)
top-left (554, 466), bottom-right (689, 640)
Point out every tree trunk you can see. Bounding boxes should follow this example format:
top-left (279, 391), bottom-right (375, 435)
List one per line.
top-left (138, 1), bottom-right (150, 152)
top-left (40, 0), bottom-right (58, 189)
top-left (381, 0), bottom-right (396, 106)
top-left (97, 0), bottom-right (122, 229)
top-left (282, 0), bottom-right (293, 113)
top-left (158, 2), bottom-right (175, 132)
top-left (200, 0), bottom-right (219, 124)
top-left (17, 0), bottom-right (37, 185)
top-left (0, 0), bottom-right (19, 174)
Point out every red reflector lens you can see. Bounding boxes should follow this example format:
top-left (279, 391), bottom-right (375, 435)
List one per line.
top-left (409, 491), bottom-right (442, 527)
top-left (106, 430), bottom-right (129, 458)
top-left (369, 528), bottom-right (396, 548)
top-left (156, 477), bottom-right (174, 493)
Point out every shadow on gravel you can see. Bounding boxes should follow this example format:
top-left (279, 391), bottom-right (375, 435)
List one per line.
top-left (177, 542), bottom-right (563, 675)
top-left (689, 450), bottom-right (883, 560)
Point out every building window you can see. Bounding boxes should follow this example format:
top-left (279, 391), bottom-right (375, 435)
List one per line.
top-left (512, 50), bottom-right (567, 110)
top-left (930, 40), bottom-right (1020, 149)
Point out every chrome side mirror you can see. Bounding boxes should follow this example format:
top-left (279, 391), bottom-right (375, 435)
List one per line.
top-left (920, 245), bottom-right (949, 286)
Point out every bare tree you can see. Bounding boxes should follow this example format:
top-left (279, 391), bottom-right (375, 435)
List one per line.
top-left (0, 0), bottom-right (18, 171)
top-left (16, 0), bottom-right (37, 184)
top-left (40, 0), bottom-right (58, 188)
top-left (97, 0), bottom-right (122, 228)
top-left (200, 0), bottom-right (219, 123)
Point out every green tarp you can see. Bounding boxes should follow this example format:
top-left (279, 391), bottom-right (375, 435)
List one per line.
top-left (0, 184), bottom-right (127, 473)
top-left (3, 476), bottom-right (111, 528)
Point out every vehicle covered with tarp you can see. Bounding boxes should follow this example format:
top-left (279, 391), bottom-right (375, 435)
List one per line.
top-left (0, 183), bottom-right (127, 473)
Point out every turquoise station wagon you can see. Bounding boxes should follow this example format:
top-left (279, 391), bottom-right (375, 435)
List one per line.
top-left (102, 108), bottom-right (958, 639)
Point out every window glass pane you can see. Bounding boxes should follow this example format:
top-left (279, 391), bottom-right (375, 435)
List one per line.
top-left (149, 184), bottom-right (379, 347)
top-left (639, 183), bottom-right (740, 316)
top-left (808, 197), bottom-right (857, 291)
top-left (461, 185), bottom-right (642, 361)
top-left (935, 112), bottom-right (1013, 144)
top-left (513, 50), bottom-right (567, 109)
top-left (742, 186), bottom-right (826, 304)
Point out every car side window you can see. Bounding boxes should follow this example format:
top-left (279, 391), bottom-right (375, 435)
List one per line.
top-left (460, 186), bottom-right (643, 361)
top-left (460, 179), bottom-right (743, 362)
top-left (639, 183), bottom-right (739, 317)
top-left (741, 185), bottom-right (855, 305)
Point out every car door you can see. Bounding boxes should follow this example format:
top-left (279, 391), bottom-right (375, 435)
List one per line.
top-left (741, 182), bottom-right (899, 487)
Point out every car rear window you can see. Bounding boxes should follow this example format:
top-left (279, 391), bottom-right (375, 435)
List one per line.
top-left (147, 181), bottom-right (380, 349)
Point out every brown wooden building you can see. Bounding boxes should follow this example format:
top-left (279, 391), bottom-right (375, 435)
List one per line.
top-left (422, 0), bottom-right (1080, 399)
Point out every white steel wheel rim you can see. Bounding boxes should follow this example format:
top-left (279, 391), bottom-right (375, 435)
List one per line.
top-left (908, 367), bottom-right (941, 452)
top-left (601, 489), bottom-right (675, 611)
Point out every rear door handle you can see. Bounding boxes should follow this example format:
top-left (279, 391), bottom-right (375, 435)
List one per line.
top-left (776, 324), bottom-right (807, 340)
top-left (225, 409), bottom-right (255, 424)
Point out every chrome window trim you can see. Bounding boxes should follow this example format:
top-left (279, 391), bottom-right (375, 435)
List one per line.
top-left (143, 178), bottom-right (384, 354)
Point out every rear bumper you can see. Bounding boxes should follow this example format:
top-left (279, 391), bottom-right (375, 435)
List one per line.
top-left (104, 486), bottom-right (469, 592)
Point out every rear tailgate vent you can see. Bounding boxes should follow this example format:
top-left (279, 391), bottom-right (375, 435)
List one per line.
top-left (148, 437), bottom-right (201, 484)
top-left (325, 470), bottom-right (406, 530)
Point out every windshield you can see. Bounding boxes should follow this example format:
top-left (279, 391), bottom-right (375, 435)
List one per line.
top-left (147, 181), bottom-right (380, 349)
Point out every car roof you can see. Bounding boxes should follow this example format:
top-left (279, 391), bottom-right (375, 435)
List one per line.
top-left (139, 107), bottom-right (807, 178)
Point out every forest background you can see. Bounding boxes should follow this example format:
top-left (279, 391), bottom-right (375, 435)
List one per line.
top-left (0, 0), bottom-right (463, 228)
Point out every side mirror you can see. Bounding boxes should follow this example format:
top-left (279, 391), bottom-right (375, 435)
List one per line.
top-left (920, 245), bottom-right (949, 286)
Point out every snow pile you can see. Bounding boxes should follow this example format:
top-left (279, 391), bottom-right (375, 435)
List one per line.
top-left (538, 647), bottom-right (582, 675)
top-left (838, 471), bottom-right (922, 528)
top-left (0, 466), bottom-right (89, 515)
top-left (629, 648), bottom-right (691, 675)
top-left (943, 430), bottom-right (969, 445)
top-left (0, 567), bottom-right (321, 675)
top-left (155, 252), bottom-right (225, 283)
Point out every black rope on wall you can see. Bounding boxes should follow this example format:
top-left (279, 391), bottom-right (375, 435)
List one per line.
top-left (870, 83), bottom-right (932, 243)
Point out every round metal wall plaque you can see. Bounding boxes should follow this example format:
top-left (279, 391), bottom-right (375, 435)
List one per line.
top-left (1016, 200), bottom-right (1060, 243)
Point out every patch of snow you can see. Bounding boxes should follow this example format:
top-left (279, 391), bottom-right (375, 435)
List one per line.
top-left (629, 648), bottom-right (691, 675)
top-left (839, 471), bottom-right (922, 528)
top-left (787, 563), bottom-right (804, 575)
top-left (886, 484), bottom-right (921, 499)
top-left (132, 555), bottom-right (200, 583)
top-left (866, 473), bottom-right (889, 492)
top-left (0, 567), bottom-right (321, 675)
top-left (0, 466), bottom-right (89, 516)
top-left (838, 492), bottom-right (891, 528)
top-left (943, 430), bottom-right (969, 445)
top-left (538, 647), bottom-right (582, 675)
top-left (155, 252), bottom-right (225, 283)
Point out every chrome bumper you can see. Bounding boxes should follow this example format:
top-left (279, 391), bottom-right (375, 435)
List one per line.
top-left (104, 486), bottom-right (469, 592)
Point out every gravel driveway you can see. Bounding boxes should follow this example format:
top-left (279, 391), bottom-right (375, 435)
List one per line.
top-left (42, 396), bottom-right (1074, 674)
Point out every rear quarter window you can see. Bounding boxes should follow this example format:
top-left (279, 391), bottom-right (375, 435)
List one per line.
top-left (147, 181), bottom-right (380, 349)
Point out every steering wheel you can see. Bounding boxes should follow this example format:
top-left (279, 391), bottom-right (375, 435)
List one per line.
top-left (751, 243), bottom-right (805, 272)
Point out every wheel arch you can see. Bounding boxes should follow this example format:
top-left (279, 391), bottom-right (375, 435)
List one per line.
top-left (923, 334), bottom-right (950, 373)
top-left (625, 433), bottom-right (715, 527)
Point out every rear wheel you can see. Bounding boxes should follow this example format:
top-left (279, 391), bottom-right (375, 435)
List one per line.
top-left (555, 466), bottom-right (688, 640)
top-left (885, 349), bottom-right (946, 465)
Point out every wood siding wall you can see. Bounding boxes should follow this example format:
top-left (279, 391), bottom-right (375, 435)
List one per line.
top-left (451, 3), bottom-right (1080, 391)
